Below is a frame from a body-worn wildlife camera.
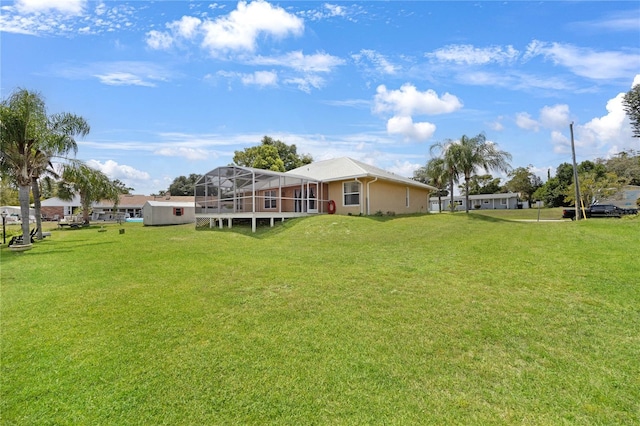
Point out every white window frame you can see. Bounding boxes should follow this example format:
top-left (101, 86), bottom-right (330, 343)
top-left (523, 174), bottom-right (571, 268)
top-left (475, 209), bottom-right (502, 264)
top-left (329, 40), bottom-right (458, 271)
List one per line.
top-left (264, 190), bottom-right (277, 209)
top-left (343, 181), bottom-right (360, 206)
top-left (500, 198), bottom-right (507, 205)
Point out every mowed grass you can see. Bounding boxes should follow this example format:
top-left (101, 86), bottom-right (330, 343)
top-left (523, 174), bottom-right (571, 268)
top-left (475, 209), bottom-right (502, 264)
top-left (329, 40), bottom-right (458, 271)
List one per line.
top-left (1, 213), bottom-right (639, 424)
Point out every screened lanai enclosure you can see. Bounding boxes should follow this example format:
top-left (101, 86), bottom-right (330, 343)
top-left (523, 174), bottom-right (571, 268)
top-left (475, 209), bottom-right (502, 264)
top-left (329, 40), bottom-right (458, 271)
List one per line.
top-left (195, 165), bottom-right (328, 232)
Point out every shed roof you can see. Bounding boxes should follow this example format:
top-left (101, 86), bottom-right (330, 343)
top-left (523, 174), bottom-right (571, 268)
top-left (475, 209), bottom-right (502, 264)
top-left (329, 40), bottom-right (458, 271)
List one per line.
top-left (94, 195), bottom-right (194, 208)
top-left (287, 157), bottom-right (437, 190)
top-left (144, 201), bottom-right (195, 207)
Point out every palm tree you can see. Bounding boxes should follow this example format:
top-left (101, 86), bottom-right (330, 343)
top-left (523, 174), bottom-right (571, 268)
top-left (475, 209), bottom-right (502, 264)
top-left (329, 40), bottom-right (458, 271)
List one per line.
top-left (455, 133), bottom-right (512, 213)
top-left (430, 139), bottom-right (461, 212)
top-left (1, 89), bottom-right (88, 243)
top-left (415, 157), bottom-right (450, 213)
top-left (57, 162), bottom-right (120, 224)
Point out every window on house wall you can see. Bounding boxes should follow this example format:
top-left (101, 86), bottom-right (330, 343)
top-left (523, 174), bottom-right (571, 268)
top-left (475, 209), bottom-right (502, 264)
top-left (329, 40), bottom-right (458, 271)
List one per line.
top-left (264, 190), bottom-right (277, 209)
top-left (501, 198), bottom-right (507, 205)
top-left (174, 207), bottom-right (183, 216)
top-left (406, 187), bottom-right (410, 207)
top-left (343, 181), bottom-right (360, 206)
top-left (483, 200), bottom-right (490, 204)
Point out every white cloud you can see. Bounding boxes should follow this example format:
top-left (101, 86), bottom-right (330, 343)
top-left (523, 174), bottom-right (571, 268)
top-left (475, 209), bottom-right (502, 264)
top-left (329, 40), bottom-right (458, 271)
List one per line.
top-left (169, 16), bottom-right (202, 39)
top-left (572, 11), bottom-right (640, 33)
top-left (16, 0), bottom-right (85, 15)
top-left (428, 44), bottom-right (519, 65)
top-left (201, 0), bottom-right (303, 55)
top-left (534, 75), bottom-right (639, 155)
top-left (1, 1), bottom-right (136, 36)
top-left (241, 70), bottom-right (278, 87)
top-left (386, 116), bottom-right (436, 141)
top-left (146, 16), bottom-right (202, 50)
top-left (550, 130), bottom-right (570, 154)
top-left (324, 4), bottom-right (346, 18)
top-left (352, 49), bottom-right (399, 75)
top-left (488, 117), bottom-right (505, 132)
top-left (579, 93), bottom-right (629, 145)
top-left (251, 51), bottom-right (345, 73)
top-left (301, 2), bottom-right (358, 21)
top-left (373, 84), bottom-right (460, 141)
top-left (145, 1), bottom-right (304, 56)
top-left (283, 74), bottom-right (326, 93)
top-left (94, 72), bottom-right (156, 87)
top-left (86, 159), bottom-right (156, 194)
top-left (55, 61), bottom-right (173, 87)
top-left (515, 112), bottom-right (540, 131)
top-left (524, 40), bottom-right (640, 80)
top-left (387, 160), bottom-right (422, 178)
top-left (155, 147), bottom-right (210, 161)
top-left (146, 30), bottom-right (174, 50)
top-left (539, 104), bottom-right (571, 130)
top-left (373, 84), bottom-right (463, 116)
top-left (86, 159), bottom-right (150, 181)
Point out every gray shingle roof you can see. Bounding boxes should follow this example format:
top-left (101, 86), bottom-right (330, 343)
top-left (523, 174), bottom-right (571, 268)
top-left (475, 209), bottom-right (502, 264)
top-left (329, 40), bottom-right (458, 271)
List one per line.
top-left (287, 157), bottom-right (436, 190)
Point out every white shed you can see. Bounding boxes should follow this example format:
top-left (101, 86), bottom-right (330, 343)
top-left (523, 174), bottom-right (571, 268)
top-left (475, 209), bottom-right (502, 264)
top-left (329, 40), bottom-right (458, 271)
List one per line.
top-left (143, 201), bottom-right (195, 226)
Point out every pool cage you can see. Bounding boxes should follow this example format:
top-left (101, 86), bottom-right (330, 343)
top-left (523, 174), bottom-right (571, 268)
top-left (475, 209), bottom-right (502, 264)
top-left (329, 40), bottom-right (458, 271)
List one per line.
top-left (195, 165), bottom-right (327, 232)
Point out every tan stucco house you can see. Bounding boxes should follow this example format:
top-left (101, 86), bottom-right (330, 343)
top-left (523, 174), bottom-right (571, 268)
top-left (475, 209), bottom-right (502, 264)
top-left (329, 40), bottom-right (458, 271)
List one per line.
top-left (195, 157), bottom-right (436, 231)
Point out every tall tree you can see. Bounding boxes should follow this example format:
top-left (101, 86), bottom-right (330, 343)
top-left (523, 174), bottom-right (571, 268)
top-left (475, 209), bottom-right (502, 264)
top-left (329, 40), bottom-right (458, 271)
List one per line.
top-left (449, 133), bottom-right (512, 213)
top-left (459, 174), bottom-right (503, 195)
top-left (600, 150), bottom-right (640, 186)
top-left (112, 179), bottom-right (134, 195)
top-left (1, 89), bottom-right (88, 243)
top-left (168, 174), bottom-right (202, 196)
top-left (504, 166), bottom-right (543, 204)
top-left (532, 163), bottom-right (575, 208)
top-left (57, 162), bottom-right (121, 224)
top-left (233, 136), bottom-right (313, 172)
top-left (622, 84), bottom-right (640, 138)
top-left (564, 171), bottom-right (623, 208)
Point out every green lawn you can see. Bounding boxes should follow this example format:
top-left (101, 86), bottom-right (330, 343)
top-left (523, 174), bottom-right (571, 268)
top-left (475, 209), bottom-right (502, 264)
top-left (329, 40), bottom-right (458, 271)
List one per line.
top-left (1, 213), bottom-right (639, 424)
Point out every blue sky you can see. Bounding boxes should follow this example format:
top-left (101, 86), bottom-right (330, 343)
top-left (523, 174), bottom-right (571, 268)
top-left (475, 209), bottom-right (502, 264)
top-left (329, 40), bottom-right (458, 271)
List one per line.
top-left (1, 0), bottom-right (639, 195)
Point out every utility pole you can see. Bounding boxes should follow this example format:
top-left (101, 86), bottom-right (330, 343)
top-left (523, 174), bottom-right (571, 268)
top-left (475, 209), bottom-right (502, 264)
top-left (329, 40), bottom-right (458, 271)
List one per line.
top-left (570, 122), bottom-right (582, 220)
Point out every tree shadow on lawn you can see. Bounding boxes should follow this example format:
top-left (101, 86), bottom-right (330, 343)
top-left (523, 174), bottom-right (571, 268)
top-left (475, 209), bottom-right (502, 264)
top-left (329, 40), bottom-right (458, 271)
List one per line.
top-left (465, 212), bottom-right (513, 223)
top-left (1, 240), bottom-right (117, 265)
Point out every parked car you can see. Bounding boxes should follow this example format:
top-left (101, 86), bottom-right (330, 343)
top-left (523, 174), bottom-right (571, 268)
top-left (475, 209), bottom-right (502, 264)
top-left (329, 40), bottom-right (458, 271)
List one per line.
top-left (562, 204), bottom-right (638, 220)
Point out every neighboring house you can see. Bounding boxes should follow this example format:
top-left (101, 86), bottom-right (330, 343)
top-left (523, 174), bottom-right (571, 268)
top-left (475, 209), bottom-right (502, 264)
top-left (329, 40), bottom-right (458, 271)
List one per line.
top-left (0, 206), bottom-right (36, 224)
top-left (143, 201), bottom-right (196, 226)
top-left (92, 194), bottom-right (193, 220)
top-left (600, 185), bottom-right (640, 209)
top-left (41, 194), bottom-right (194, 221)
top-left (430, 193), bottom-right (522, 212)
top-left (40, 195), bottom-right (82, 220)
top-left (195, 157), bottom-right (436, 232)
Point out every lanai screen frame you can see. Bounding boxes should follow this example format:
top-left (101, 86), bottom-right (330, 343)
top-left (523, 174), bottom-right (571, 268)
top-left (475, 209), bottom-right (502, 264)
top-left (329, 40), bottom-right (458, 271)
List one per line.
top-left (195, 165), bottom-right (325, 215)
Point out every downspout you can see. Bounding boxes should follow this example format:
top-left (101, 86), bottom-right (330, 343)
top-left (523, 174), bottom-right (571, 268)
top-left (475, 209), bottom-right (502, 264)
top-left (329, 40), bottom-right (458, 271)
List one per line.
top-left (366, 177), bottom-right (378, 215)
